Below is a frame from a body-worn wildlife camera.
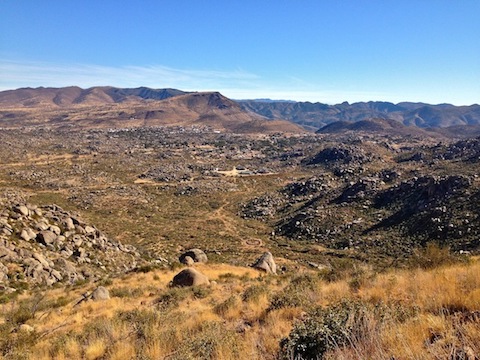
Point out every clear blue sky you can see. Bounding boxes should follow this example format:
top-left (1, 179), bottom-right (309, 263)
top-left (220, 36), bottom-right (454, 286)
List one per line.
top-left (1, 1), bottom-right (479, 105)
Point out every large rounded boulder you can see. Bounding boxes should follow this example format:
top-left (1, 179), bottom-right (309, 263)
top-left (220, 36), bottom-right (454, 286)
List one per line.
top-left (251, 251), bottom-right (277, 274)
top-left (91, 286), bottom-right (110, 301)
top-left (179, 248), bottom-right (208, 264)
top-left (172, 268), bottom-right (210, 287)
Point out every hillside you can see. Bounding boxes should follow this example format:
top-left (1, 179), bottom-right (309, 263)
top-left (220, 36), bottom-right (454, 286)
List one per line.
top-left (1, 259), bottom-right (479, 359)
top-left (239, 99), bottom-right (480, 130)
top-left (0, 87), bottom-right (302, 134)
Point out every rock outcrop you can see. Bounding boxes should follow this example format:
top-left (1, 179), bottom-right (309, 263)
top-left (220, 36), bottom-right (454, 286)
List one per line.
top-left (0, 198), bottom-right (144, 289)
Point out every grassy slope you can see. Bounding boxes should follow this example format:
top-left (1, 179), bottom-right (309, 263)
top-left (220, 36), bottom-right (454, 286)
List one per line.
top-left (1, 259), bottom-right (479, 359)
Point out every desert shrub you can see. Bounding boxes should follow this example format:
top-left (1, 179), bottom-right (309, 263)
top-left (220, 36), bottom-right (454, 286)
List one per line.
top-left (269, 274), bottom-right (319, 311)
top-left (317, 258), bottom-right (357, 282)
top-left (156, 287), bottom-right (191, 309)
top-left (80, 316), bottom-right (115, 344)
top-left (155, 286), bottom-right (212, 310)
top-left (98, 277), bottom-right (113, 286)
top-left (118, 309), bottom-right (160, 341)
top-left (4, 299), bottom-right (39, 326)
top-left (8, 280), bottom-right (29, 293)
top-left (279, 300), bottom-right (381, 360)
top-left (242, 284), bottom-right (269, 303)
top-left (110, 286), bottom-right (143, 298)
top-left (217, 272), bottom-right (239, 282)
top-left (131, 264), bottom-right (159, 273)
top-left (0, 291), bottom-right (19, 304)
top-left (170, 322), bottom-right (243, 360)
top-left (213, 295), bottom-right (240, 317)
top-left (0, 325), bottom-right (37, 359)
top-left (347, 265), bottom-right (374, 292)
top-left (192, 286), bottom-right (212, 299)
top-left (410, 242), bottom-right (460, 269)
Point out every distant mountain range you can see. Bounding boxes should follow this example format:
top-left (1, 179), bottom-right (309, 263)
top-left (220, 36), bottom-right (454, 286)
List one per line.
top-left (0, 86), bottom-right (302, 133)
top-left (1, 86), bottom-right (479, 134)
top-left (238, 99), bottom-right (480, 130)
top-left (0, 86), bottom-right (188, 107)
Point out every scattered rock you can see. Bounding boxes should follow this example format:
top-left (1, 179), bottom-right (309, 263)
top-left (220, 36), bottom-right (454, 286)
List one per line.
top-left (64, 217), bottom-right (75, 230)
top-left (304, 146), bottom-right (372, 166)
top-left (32, 253), bottom-right (50, 268)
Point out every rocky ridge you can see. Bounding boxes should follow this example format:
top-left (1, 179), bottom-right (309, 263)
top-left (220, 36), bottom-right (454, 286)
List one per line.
top-left (242, 168), bottom-right (480, 257)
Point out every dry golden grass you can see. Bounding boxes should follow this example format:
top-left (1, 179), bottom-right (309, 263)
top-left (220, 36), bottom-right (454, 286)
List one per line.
top-left (1, 259), bottom-right (479, 359)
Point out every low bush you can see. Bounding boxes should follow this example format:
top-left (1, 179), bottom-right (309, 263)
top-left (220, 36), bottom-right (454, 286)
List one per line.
top-left (279, 300), bottom-right (381, 360)
top-left (269, 274), bottom-right (319, 311)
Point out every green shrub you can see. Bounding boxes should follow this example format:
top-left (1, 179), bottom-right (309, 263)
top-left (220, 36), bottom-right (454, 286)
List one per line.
top-left (131, 264), bottom-right (159, 273)
top-left (4, 297), bottom-right (41, 326)
top-left (192, 286), bottom-right (212, 299)
top-left (279, 300), bottom-right (377, 360)
top-left (156, 287), bottom-right (190, 309)
top-left (98, 277), bottom-right (113, 286)
top-left (242, 285), bottom-right (269, 303)
top-left (269, 274), bottom-right (319, 311)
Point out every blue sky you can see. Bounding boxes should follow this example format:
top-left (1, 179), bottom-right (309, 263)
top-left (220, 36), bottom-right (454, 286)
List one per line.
top-left (1, 1), bottom-right (479, 105)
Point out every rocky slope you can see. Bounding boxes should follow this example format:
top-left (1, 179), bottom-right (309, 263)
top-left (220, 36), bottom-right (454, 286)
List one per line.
top-left (0, 194), bottom-right (144, 292)
top-left (241, 138), bottom-right (480, 259)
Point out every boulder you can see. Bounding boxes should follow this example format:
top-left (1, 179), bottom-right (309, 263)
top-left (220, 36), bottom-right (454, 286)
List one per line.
top-left (84, 226), bottom-right (96, 234)
top-left (183, 256), bottom-right (195, 266)
top-left (37, 230), bottom-right (57, 245)
top-left (252, 251), bottom-right (277, 274)
top-left (64, 217), bottom-right (75, 230)
top-left (32, 253), bottom-right (50, 268)
top-left (91, 286), bottom-right (110, 301)
top-left (49, 225), bottom-right (61, 235)
top-left (179, 248), bottom-right (208, 264)
top-left (35, 221), bottom-right (50, 231)
top-left (14, 205), bottom-right (29, 216)
top-left (172, 268), bottom-right (209, 287)
top-left (20, 228), bottom-right (37, 241)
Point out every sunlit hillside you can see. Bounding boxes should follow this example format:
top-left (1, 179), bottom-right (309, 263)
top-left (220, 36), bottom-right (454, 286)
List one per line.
top-left (1, 257), bottom-right (479, 359)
